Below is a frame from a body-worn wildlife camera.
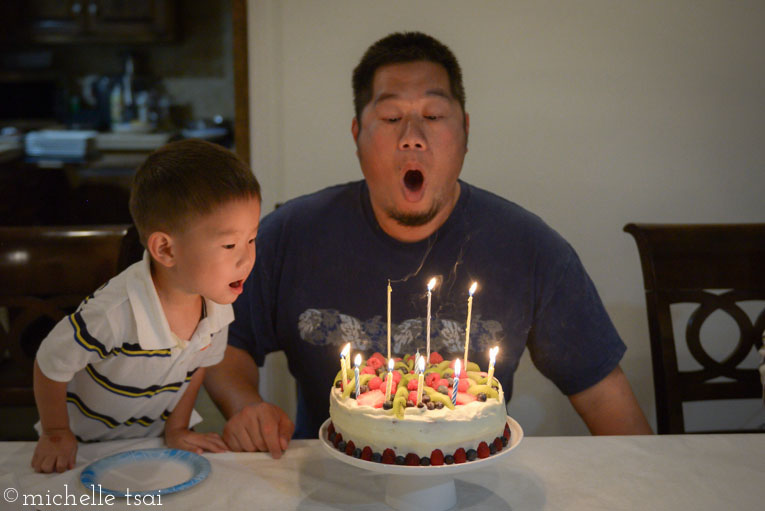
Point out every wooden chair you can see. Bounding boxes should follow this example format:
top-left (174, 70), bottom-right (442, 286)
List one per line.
top-left (624, 223), bottom-right (765, 434)
top-left (0, 225), bottom-right (129, 439)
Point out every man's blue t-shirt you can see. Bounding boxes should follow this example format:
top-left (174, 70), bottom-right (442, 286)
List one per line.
top-left (230, 180), bottom-right (625, 438)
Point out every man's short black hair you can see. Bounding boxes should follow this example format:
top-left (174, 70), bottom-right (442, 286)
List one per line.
top-left (352, 31), bottom-right (465, 126)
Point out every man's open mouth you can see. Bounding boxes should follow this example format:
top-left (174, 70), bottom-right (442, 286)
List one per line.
top-left (403, 169), bottom-right (424, 192)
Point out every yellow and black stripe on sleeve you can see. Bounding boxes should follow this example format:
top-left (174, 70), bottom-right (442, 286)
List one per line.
top-left (68, 312), bottom-right (112, 359)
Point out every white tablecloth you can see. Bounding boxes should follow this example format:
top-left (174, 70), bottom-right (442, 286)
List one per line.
top-left (0, 434), bottom-right (763, 510)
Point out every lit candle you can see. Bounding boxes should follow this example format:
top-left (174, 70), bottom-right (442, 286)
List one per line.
top-left (462, 282), bottom-right (477, 370)
top-left (487, 346), bottom-right (499, 388)
top-left (340, 343), bottom-right (350, 390)
top-left (452, 359), bottom-right (461, 406)
top-left (354, 353), bottom-right (361, 397)
top-left (384, 357), bottom-right (394, 401)
top-left (415, 355), bottom-right (425, 405)
top-left (387, 279), bottom-right (392, 362)
top-left (425, 277), bottom-right (436, 364)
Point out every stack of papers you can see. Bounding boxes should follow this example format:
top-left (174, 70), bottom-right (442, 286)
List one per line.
top-left (25, 130), bottom-right (98, 159)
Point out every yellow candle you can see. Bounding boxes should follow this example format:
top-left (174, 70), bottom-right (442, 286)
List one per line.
top-left (463, 282), bottom-right (477, 370)
top-left (415, 355), bottom-right (425, 405)
top-left (340, 343), bottom-right (350, 390)
top-left (385, 358), bottom-right (395, 401)
top-left (425, 277), bottom-right (436, 364)
top-left (387, 279), bottom-right (392, 362)
top-left (487, 346), bottom-right (499, 388)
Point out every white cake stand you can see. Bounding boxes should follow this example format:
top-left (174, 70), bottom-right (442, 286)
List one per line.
top-left (319, 416), bottom-right (523, 511)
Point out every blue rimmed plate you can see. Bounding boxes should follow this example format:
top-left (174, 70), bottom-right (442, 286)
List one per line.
top-left (80, 448), bottom-right (210, 497)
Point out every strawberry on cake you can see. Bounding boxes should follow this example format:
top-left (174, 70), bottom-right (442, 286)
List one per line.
top-left (328, 351), bottom-right (510, 466)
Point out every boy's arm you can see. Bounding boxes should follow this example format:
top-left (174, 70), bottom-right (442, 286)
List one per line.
top-left (204, 345), bottom-right (294, 458)
top-left (164, 367), bottom-right (227, 453)
top-left (31, 359), bottom-right (77, 473)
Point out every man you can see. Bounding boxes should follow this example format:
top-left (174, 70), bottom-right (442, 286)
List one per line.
top-left (204, 32), bottom-right (652, 458)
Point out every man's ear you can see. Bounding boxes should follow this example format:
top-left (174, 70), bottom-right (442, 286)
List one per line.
top-left (351, 117), bottom-right (360, 144)
top-left (463, 111), bottom-right (470, 152)
top-left (147, 231), bottom-right (176, 268)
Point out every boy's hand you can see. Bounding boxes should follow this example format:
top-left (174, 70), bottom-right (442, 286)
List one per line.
top-left (165, 428), bottom-right (228, 454)
top-left (31, 428), bottom-right (77, 473)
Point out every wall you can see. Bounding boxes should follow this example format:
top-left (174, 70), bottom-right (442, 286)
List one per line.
top-left (247, 0), bottom-right (765, 435)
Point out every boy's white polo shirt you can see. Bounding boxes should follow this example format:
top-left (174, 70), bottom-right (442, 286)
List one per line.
top-left (36, 251), bottom-right (233, 441)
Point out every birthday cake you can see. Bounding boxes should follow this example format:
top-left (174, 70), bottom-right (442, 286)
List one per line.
top-left (327, 351), bottom-right (510, 465)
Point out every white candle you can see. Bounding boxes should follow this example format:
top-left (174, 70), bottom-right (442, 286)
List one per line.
top-left (340, 343), bottom-right (350, 390)
top-left (354, 353), bottom-right (361, 397)
top-left (452, 359), bottom-right (461, 406)
top-left (487, 346), bottom-right (499, 387)
top-left (387, 279), bottom-right (392, 362)
top-left (463, 282), bottom-right (477, 370)
top-left (384, 357), bottom-right (394, 401)
top-left (415, 355), bottom-right (425, 405)
top-left (425, 277), bottom-right (436, 364)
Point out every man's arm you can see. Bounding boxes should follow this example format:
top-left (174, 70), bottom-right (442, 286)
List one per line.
top-left (568, 365), bottom-right (653, 435)
top-left (204, 345), bottom-right (294, 458)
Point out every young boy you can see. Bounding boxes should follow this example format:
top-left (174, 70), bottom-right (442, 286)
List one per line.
top-left (31, 139), bottom-right (261, 473)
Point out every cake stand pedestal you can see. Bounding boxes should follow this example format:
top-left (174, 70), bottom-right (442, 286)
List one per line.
top-left (319, 417), bottom-right (524, 511)
top-left (384, 474), bottom-right (456, 511)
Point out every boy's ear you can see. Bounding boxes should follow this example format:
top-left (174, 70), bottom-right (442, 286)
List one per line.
top-left (146, 231), bottom-right (176, 268)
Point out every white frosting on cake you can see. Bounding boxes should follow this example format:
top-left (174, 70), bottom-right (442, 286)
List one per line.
top-left (329, 385), bottom-right (507, 457)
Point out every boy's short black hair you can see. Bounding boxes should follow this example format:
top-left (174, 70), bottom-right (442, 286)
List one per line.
top-left (129, 139), bottom-right (261, 246)
top-left (352, 31), bottom-right (465, 127)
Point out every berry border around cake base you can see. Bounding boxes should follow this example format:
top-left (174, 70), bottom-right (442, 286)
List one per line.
top-left (318, 416), bottom-right (523, 476)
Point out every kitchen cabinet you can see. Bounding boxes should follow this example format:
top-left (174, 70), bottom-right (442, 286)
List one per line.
top-left (4, 0), bottom-right (177, 44)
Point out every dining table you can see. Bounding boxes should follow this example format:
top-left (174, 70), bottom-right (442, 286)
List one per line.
top-left (0, 430), bottom-right (762, 511)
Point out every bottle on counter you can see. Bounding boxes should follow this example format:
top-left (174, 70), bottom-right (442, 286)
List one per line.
top-left (110, 83), bottom-right (123, 130)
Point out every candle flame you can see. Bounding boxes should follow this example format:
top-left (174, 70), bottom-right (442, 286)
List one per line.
top-left (341, 343), bottom-right (350, 358)
top-left (490, 346), bottom-right (499, 363)
top-left (427, 277), bottom-right (436, 291)
top-left (469, 282), bottom-right (477, 296)
top-left (354, 353), bottom-right (362, 367)
top-left (454, 358), bottom-right (461, 376)
top-left (388, 358), bottom-right (395, 371)
top-left (417, 355), bottom-right (425, 373)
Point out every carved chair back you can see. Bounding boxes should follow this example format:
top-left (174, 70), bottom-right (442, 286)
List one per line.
top-left (0, 226), bottom-right (129, 412)
top-left (624, 223), bottom-right (765, 434)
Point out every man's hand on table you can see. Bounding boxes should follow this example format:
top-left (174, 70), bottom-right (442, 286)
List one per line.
top-left (222, 401), bottom-right (295, 459)
top-left (165, 428), bottom-right (228, 455)
top-left (31, 428), bottom-right (77, 473)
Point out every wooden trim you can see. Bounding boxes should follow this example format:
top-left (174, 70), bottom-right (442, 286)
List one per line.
top-left (232, 0), bottom-right (250, 164)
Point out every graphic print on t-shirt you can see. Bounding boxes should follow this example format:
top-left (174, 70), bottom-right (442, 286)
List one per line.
top-left (297, 308), bottom-right (503, 354)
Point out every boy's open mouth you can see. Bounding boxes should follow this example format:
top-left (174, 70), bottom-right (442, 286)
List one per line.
top-left (229, 280), bottom-right (243, 289)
